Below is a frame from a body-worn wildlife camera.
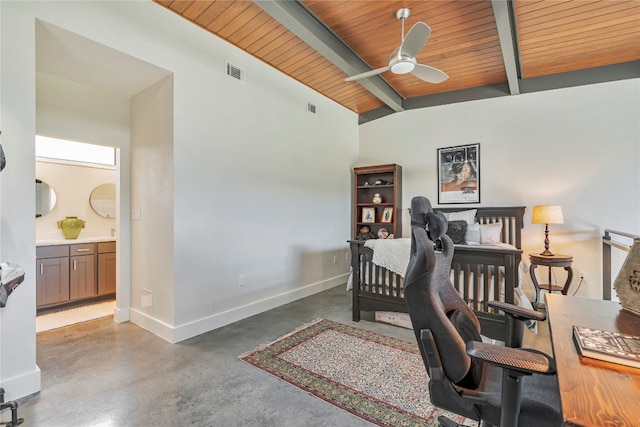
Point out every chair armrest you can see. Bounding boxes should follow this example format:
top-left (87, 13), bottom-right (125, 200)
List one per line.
top-left (466, 341), bottom-right (555, 375)
top-left (487, 300), bottom-right (546, 322)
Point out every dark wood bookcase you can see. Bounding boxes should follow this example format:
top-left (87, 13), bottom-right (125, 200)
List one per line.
top-left (352, 164), bottom-right (402, 239)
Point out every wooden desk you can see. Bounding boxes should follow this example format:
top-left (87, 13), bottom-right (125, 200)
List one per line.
top-left (546, 294), bottom-right (640, 426)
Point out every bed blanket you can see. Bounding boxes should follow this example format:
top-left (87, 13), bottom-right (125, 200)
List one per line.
top-left (364, 238), bottom-right (411, 276)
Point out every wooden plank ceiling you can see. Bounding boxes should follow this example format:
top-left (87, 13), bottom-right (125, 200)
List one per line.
top-left (154, 0), bottom-right (640, 119)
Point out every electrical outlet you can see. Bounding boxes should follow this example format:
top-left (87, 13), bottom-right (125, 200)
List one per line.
top-left (579, 271), bottom-right (586, 281)
top-left (238, 274), bottom-right (246, 287)
top-left (333, 255), bottom-right (337, 264)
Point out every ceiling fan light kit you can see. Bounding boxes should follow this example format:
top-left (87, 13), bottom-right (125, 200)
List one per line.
top-left (345, 8), bottom-right (448, 84)
top-left (390, 59), bottom-right (415, 74)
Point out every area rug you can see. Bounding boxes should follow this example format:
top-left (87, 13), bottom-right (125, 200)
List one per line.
top-left (36, 300), bottom-right (115, 333)
top-left (240, 319), bottom-right (476, 426)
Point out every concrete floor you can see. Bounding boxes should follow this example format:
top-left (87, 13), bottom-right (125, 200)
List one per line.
top-left (17, 285), bottom-right (551, 427)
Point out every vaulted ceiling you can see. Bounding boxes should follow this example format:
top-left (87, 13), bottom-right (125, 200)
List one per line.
top-left (154, 0), bottom-right (640, 123)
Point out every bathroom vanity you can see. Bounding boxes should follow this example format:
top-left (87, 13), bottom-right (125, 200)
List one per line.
top-left (36, 238), bottom-right (115, 310)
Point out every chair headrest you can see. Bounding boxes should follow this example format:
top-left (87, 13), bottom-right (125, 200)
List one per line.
top-left (410, 196), bottom-right (448, 241)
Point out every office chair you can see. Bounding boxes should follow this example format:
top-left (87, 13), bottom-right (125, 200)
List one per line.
top-left (404, 196), bottom-right (561, 427)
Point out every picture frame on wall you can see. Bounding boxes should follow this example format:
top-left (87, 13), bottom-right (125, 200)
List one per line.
top-left (381, 207), bottom-right (393, 223)
top-left (438, 143), bottom-right (480, 204)
top-left (362, 207), bottom-right (375, 223)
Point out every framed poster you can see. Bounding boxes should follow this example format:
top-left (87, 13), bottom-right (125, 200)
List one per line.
top-left (438, 143), bottom-right (480, 204)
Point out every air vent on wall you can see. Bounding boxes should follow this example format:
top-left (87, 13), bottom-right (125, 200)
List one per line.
top-left (225, 61), bottom-right (245, 82)
top-left (307, 102), bottom-right (317, 114)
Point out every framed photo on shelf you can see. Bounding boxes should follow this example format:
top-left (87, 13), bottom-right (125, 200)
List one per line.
top-left (381, 207), bottom-right (393, 223)
top-left (362, 207), bottom-right (375, 223)
top-left (438, 143), bottom-right (480, 204)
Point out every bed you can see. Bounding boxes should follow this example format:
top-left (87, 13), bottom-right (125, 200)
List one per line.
top-left (349, 206), bottom-right (527, 340)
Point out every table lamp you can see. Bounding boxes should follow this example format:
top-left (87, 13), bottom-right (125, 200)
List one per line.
top-left (532, 205), bottom-right (564, 256)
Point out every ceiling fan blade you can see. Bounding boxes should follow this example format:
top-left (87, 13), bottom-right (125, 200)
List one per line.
top-left (400, 22), bottom-right (431, 58)
top-left (345, 65), bottom-right (391, 82)
top-left (411, 64), bottom-right (449, 84)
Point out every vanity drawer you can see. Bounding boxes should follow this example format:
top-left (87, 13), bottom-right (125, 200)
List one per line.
top-left (98, 241), bottom-right (116, 253)
top-left (36, 245), bottom-right (69, 259)
top-left (70, 243), bottom-right (95, 255)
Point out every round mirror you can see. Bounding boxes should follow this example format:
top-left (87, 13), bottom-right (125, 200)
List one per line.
top-left (36, 179), bottom-right (57, 218)
top-left (90, 183), bottom-right (116, 218)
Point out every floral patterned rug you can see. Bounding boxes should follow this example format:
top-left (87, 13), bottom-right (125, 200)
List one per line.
top-left (240, 319), bottom-right (475, 426)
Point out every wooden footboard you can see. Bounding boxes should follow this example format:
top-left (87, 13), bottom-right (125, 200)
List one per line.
top-left (349, 240), bottom-right (523, 340)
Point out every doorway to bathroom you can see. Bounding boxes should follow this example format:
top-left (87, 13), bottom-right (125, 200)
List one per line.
top-left (35, 136), bottom-right (118, 332)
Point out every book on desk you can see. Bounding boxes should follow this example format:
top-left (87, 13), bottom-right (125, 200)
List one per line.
top-left (573, 325), bottom-right (640, 368)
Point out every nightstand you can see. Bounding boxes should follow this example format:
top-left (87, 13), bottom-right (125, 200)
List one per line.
top-left (529, 253), bottom-right (573, 310)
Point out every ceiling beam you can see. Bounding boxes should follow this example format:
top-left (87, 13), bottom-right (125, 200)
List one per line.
top-left (253, 0), bottom-right (404, 112)
top-left (491, 0), bottom-right (520, 95)
top-left (360, 60), bottom-right (640, 124)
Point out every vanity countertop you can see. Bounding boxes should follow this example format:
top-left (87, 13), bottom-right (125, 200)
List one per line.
top-left (37, 236), bottom-right (115, 247)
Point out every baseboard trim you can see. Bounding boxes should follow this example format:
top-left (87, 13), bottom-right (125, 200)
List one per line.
top-left (172, 274), bottom-right (348, 343)
top-left (128, 274), bottom-right (348, 343)
top-left (128, 308), bottom-right (174, 342)
top-left (2, 366), bottom-right (41, 401)
top-left (113, 306), bottom-right (130, 323)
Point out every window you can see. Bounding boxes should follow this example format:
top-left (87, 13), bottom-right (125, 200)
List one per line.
top-left (36, 135), bottom-right (115, 167)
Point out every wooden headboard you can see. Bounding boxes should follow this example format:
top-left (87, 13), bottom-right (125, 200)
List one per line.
top-left (437, 206), bottom-right (526, 249)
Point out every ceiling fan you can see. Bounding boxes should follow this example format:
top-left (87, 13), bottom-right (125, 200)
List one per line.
top-left (345, 8), bottom-right (448, 84)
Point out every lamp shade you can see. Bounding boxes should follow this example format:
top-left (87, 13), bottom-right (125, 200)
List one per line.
top-left (532, 205), bottom-right (564, 225)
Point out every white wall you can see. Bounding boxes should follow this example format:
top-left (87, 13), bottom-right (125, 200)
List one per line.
top-left (129, 77), bottom-right (175, 331)
top-left (359, 79), bottom-right (640, 300)
top-left (1, 1), bottom-right (41, 400)
top-left (1, 0), bottom-right (357, 400)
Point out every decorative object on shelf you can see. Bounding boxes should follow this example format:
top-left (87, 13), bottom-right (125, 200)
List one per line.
top-left (613, 237), bottom-right (640, 316)
top-left (438, 143), bottom-right (480, 204)
top-left (374, 179), bottom-right (387, 185)
top-left (362, 207), bottom-right (375, 223)
top-left (372, 193), bottom-right (382, 204)
top-left (377, 227), bottom-right (390, 239)
top-left (532, 205), bottom-right (564, 256)
top-left (381, 207), bottom-right (393, 223)
top-left (57, 216), bottom-right (86, 240)
top-left (356, 225), bottom-right (377, 241)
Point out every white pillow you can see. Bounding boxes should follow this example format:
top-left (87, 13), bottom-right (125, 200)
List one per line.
top-left (443, 209), bottom-right (477, 225)
top-left (465, 222), bottom-right (481, 245)
top-left (480, 222), bottom-right (502, 244)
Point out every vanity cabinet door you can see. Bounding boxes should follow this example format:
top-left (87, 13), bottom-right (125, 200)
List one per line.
top-left (69, 243), bottom-right (96, 300)
top-left (36, 256), bottom-right (70, 307)
top-left (97, 242), bottom-right (116, 295)
top-left (36, 245), bottom-right (70, 308)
